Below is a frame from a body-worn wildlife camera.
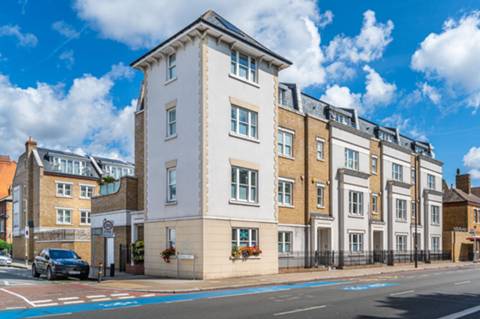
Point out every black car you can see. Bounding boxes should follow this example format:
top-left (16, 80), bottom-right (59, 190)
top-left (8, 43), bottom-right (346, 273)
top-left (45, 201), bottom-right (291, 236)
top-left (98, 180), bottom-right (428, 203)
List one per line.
top-left (32, 248), bottom-right (89, 280)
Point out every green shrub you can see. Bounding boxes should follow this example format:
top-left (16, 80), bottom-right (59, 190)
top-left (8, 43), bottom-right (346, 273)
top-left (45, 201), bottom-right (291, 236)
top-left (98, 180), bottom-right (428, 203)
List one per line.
top-left (132, 240), bottom-right (144, 263)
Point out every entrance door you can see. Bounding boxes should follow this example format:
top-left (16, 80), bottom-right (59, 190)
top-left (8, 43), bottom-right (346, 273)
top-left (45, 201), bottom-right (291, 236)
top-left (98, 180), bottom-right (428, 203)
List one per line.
top-left (373, 231), bottom-right (384, 263)
top-left (106, 237), bottom-right (114, 266)
top-left (316, 228), bottom-right (332, 266)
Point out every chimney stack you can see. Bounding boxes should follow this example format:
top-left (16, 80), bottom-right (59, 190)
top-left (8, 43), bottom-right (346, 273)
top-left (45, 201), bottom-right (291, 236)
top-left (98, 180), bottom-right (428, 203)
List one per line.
top-left (25, 136), bottom-right (37, 155)
top-left (456, 168), bottom-right (471, 194)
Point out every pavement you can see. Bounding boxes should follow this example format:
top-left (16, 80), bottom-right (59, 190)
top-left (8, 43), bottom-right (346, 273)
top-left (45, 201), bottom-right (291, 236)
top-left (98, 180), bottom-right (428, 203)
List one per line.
top-left (95, 261), bottom-right (472, 293)
top-left (1, 262), bottom-right (480, 319)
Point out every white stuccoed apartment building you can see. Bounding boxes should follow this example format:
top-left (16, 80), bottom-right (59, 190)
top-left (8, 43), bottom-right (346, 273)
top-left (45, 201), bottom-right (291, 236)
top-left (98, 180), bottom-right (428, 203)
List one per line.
top-left (126, 10), bottom-right (444, 279)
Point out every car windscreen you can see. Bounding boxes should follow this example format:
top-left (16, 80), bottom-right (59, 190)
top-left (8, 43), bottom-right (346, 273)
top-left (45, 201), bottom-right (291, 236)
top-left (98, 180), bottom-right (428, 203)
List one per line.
top-left (49, 250), bottom-right (78, 259)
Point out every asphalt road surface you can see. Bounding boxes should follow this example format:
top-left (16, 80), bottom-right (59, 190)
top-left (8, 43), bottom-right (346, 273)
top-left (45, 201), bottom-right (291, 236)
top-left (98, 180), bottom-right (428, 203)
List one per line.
top-left (2, 265), bottom-right (480, 318)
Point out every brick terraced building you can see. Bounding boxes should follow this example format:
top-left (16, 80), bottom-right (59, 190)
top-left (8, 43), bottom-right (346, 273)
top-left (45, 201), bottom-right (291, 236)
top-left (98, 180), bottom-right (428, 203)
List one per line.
top-left (11, 138), bottom-right (133, 262)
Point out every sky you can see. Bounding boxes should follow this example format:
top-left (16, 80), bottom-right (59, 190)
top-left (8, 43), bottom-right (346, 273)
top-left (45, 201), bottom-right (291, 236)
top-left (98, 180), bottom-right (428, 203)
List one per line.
top-left (0, 0), bottom-right (480, 186)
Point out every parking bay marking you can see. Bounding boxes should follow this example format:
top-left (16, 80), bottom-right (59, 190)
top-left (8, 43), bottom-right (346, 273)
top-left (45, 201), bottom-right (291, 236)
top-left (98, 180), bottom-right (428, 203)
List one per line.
top-left (342, 283), bottom-right (399, 291)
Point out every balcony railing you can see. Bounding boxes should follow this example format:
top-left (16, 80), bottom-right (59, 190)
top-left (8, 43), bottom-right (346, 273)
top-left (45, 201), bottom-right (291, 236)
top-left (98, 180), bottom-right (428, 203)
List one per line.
top-left (279, 250), bottom-right (451, 269)
top-left (99, 181), bottom-right (121, 195)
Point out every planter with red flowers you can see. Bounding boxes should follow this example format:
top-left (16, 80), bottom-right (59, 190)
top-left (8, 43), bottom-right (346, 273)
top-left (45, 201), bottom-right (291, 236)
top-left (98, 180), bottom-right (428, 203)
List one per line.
top-left (161, 247), bottom-right (176, 263)
top-left (230, 246), bottom-right (262, 260)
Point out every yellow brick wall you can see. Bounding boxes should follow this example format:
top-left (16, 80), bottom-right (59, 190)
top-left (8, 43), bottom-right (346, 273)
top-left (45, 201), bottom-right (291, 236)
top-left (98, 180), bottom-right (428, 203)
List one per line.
top-left (370, 140), bottom-right (382, 221)
top-left (39, 174), bottom-right (99, 228)
top-left (278, 107), bottom-right (306, 225)
top-left (306, 116), bottom-right (330, 217)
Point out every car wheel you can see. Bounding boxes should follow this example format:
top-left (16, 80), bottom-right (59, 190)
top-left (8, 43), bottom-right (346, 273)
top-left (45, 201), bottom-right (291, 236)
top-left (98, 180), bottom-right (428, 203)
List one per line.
top-left (80, 274), bottom-right (89, 280)
top-left (46, 267), bottom-right (55, 281)
top-left (32, 264), bottom-right (40, 278)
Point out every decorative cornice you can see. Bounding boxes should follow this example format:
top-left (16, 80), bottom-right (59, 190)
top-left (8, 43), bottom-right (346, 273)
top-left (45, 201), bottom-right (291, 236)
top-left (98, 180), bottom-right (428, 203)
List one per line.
top-left (424, 189), bottom-right (443, 197)
top-left (387, 180), bottom-right (412, 189)
top-left (381, 140), bottom-right (413, 155)
top-left (338, 168), bottom-right (370, 179)
top-left (419, 154), bottom-right (443, 166)
top-left (310, 213), bottom-right (334, 221)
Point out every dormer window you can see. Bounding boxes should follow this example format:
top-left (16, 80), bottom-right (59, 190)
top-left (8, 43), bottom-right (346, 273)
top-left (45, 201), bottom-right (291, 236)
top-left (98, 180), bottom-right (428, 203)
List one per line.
top-left (379, 131), bottom-right (395, 143)
top-left (279, 88), bottom-right (287, 106)
top-left (230, 50), bottom-right (257, 83)
top-left (331, 112), bottom-right (351, 126)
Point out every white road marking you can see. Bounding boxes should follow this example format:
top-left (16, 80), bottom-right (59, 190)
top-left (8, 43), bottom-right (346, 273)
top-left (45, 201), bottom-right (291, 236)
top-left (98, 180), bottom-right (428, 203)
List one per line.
top-left (165, 299), bottom-right (193, 303)
top-left (58, 297), bottom-right (80, 301)
top-left (273, 305), bottom-right (327, 316)
top-left (141, 294), bottom-right (155, 298)
top-left (34, 303), bottom-right (59, 307)
top-left (91, 298), bottom-right (112, 302)
top-left (63, 300), bottom-right (85, 305)
top-left (32, 299), bottom-right (53, 303)
top-left (436, 305), bottom-right (480, 319)
top-left (87, 295), bottom-right (107, 299)
top-left (454, 280), bottom-right (471, 286)
top-left (110, 293), bottom-right (129, 297)
top-left (390, 290), bottom-right (415, 297)
top-left (117, 296), bottom-right (135, 300)
top-left (0, 288), bottom-right (36, 307)
top-left (5, 307), bottom-right (26, 310)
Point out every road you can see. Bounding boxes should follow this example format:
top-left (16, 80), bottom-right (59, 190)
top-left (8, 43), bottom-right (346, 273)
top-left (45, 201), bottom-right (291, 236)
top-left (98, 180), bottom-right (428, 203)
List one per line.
top-left (1, 265), bottom-right (480, 318)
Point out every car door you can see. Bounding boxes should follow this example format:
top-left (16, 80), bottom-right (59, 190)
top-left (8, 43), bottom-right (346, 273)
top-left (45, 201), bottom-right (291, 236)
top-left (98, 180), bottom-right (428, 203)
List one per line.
top-left (37, 249), bottom-right (47, 273)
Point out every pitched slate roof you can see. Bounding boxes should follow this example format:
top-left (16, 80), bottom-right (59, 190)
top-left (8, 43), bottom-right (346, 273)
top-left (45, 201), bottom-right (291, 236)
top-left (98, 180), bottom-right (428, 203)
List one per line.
top-left (37, 148), bottom-right (100, 178)
top-left (131, 10), bottom-right (291, 67)
top-left (444, 188), bottom-right (480, 205)
top-left (472, 187), bottom-right (480, 198)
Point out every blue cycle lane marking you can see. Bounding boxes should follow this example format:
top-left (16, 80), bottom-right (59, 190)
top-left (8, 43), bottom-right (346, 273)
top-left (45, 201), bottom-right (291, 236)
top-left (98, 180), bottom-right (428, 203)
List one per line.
top-left (0, 280), bottom-right (348, 319)
top-left (341, 282), bottom-right (399, 291)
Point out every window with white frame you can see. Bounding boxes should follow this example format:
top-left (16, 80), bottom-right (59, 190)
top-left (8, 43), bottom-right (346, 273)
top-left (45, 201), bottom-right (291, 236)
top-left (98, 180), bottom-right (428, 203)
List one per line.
top-left (392, 163), bottom-right (403, 182)
top-left (278, 129), bottom-right (294, 157)
top-left (80, 210), bottom-right (91, 225)
top-left (345, 148), bottom-right (359, 170)
top-left (232, 228), bottom-right (258, 248)
top-left (396, 199), bottom-right (407, 221)
top-left (278, 179), bottom-right (293, 206)
top-left (230, 50), bottom-right (257, 82)
top-left (166, 107), bottom-right (176, 137)
top-left (372, 193), bottom-right (378, 212)
top-left (411, 168), bottom-right (416, 184)
top-left (167, 167), bottom-right (176, 202)
top-left (412, 201), bottom-right (417, 220)
top-left (371, 156), bottom-right (378, 175)
top-left (231, 105), bottom-right (258, 139)
top-left (80, 185), bottom-right (94, 199)
top-left (396, 235), bottom-right (407, 252)
top-left (474, 208), bottom-right (480, 223)
top-left (427, 174), bottom-right (436, 190)
top-left (56, 182), bottom-right (72, 197)
top-left (349, 233), bottom-right (364, 252)
top-left (51, 157), bottom-right (89, 176)
top-left (167, 53), bottom-right (176, 80)
top-left (431, 205), bottom-right (440, 225)
top-left (278, 88), bottom-right (287, 105)
top-left (349, 191), bottom-right (363, 216)
top-left (431, 236), bottom-right (440, 252)
top-left (278, 231), bottom-right (292, 253)
top-left (56, 208), bottom-right (72, 224)
top-left (167, 227), bottom-right (176, 249)
top-left (317, 184), bottom-right (325, 208)
top-left (316, 138), bottom-right (325, 160)
top-left (231, 167), bottom-right (258, 203)
top-left (379, 131), bottom-right (396, 143)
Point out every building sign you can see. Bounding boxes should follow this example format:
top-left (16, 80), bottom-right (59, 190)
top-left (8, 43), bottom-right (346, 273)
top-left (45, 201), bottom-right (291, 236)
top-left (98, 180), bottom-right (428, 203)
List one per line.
top-left (102, 219), bottom-right (114, 238)
top-left (24, 226), bottom-right (29, 239)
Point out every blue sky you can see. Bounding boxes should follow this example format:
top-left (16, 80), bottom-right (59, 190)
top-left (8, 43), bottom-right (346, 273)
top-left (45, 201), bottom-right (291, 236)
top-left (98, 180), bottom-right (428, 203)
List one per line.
top-left (0, 0), bottom-right (479, 185)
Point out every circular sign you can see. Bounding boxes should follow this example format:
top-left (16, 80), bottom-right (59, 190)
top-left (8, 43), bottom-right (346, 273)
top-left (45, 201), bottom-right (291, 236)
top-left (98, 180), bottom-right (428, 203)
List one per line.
top-left (103, 219), bottom-right (114, 231)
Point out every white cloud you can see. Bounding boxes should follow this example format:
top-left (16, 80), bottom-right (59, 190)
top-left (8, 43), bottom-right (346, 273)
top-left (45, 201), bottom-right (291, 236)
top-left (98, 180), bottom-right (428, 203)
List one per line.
top-left (321, 85), bottom-right (362, 111)
top-left (321, 66), bottom-right (395, 114)
top-left (411, 11), bottom-right (480, 110)
top-left (74, 0), bottom-right (328, 88)
top-left (325, 10), bottom-right (393, 64)
top-left (59, 50), bottom-right (75, 69)
top-left (0, 63), bottom-right (135, 160)
top-left (381, 114), bottom-right (427, 141)
top-left (420, 82), bottom-right (441, 104)
top-left (0, 24), bottom-right (37, 47)
top-left (318, 10), bottom-right (334, 28)
top-left (362, 65), bottom-right (396, 107)
top-left (464, 147), bottom-right (480, 180)
top-left (52, 21), bottom-right (81, 39)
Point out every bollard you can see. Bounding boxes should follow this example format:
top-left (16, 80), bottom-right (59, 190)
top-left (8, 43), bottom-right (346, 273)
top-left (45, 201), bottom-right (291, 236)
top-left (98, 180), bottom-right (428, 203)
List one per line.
top-left (97, 262), bottom-right (103, 283)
